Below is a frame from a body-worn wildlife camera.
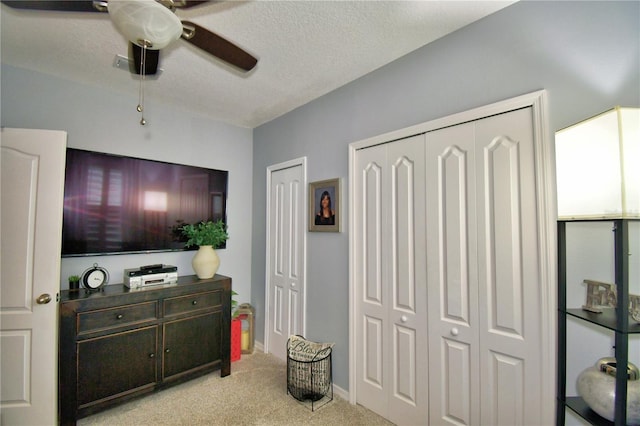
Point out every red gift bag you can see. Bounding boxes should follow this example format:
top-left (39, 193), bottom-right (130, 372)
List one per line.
top-left (231, 318), bottom-right (241, 362)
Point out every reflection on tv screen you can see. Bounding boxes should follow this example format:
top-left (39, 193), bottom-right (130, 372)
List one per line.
top-left (62, 149), bottom-right (228, 256)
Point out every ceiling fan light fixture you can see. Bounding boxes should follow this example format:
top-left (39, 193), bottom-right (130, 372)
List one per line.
top-left (108, 0), bottom-right (182, 49)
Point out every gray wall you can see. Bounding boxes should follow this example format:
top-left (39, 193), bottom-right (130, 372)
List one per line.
top-left (251, 0), bottom-right (640, 391)
top-left (1, 65), bottom-right (255, 305)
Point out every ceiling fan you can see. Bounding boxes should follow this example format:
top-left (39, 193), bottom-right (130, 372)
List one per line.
top-left (2, 0), bottom-right (258, 75)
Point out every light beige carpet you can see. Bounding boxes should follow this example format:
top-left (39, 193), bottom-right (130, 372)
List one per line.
top-left (78, 351), bottom-right (394, 426)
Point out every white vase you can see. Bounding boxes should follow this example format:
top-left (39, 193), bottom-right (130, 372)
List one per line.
top-left (191, 245), bottom-right (220, 279)
top-left (576, 357), bottom-right (640, 423)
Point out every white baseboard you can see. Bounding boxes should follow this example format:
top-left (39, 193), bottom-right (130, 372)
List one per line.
top-left (332, 383), bottom-right (349, 401)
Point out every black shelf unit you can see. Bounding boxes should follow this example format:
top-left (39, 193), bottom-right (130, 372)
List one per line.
top-left (556, 219), bottom-right (639, 426)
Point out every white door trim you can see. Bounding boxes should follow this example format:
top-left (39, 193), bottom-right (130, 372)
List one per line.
top-left (264, 157), bottom-right (308, 355)
top-left (348, 90), bottom-right (556, 424)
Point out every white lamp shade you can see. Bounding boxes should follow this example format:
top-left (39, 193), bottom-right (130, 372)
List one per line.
top-left (556, 107), bottom-right (640, 219)
top-left (108, 0), bottom-right (182, 50)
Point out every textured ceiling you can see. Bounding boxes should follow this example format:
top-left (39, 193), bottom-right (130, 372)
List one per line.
top-left (1, 1), bottom-right (515, 128)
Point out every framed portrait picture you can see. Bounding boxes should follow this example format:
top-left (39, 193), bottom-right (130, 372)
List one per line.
top-left (309, 178), bottom-right (341, 232)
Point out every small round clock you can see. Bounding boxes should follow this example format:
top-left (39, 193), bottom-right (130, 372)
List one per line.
top-left (81, 263), bottom-right (109, 291)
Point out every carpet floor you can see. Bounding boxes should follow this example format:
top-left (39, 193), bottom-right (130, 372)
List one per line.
top-left (77, 351), bottom-right (394, 426)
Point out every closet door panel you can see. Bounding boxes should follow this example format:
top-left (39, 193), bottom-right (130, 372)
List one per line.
top-left (440, 145), bottom-right (472, 323)
top-left (426, 123), bottom-right (480, 425)
top-left (442, 338), bottom-right (473, 425)
top-left (364, 160), bottom-right (384, 304)
top-left (475, 107), bottom-right (542, 424)
top-left (355, 144), bottom-right (388, 414)
top-left (364, 316), bottom-right (384, 386)
top-left (355, 135), bottom-right (427, 425)
top-left (483, 135), bottom-right (524, 336)
top-left (487, 352), bottom-right (525, 426)
top-left (387, 136), bottom-right (427, 424)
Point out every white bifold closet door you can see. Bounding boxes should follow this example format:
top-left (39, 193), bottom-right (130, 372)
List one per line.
top-left (354, 135), bottom-right (428, 425)
top-left (426, 107), bottom-right (543, 425)
top-left (353, 104), bottom-right (547, 425)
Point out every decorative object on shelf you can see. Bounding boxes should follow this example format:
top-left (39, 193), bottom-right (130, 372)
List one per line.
top-left (582, 280), bottom-right (617, 313)
top-left (630, 294), bottom-right (640, 323)
top-left (191, 246), bottom-right (220, 280)
top-left (582, 279), bottom-right (640, 323)
top-left (576, 357), bottom-right (640, 423)
top-left (236, 303), bottom-right (255, 354)
top-left (68, 275), bottom-right (80, 292)
top-left (556, 106), bottom-right (639, 220)
top-left (80, 263), bottom-right (109, 292)
top-left (181, 220), bottom-right (229, 279)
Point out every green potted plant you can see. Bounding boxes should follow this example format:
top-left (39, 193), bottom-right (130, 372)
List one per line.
top-left (68, 275), bottom-right (81, 291)
top-left (181, 220), bottom-right (229, 279)
top-left (231, 290), bottom-right (239, 318)
top-left (181, 220), bottom-right (229, 248)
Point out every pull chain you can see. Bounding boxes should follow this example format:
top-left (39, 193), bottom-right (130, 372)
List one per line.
top-left (137, 43), bottom-right (147, 125)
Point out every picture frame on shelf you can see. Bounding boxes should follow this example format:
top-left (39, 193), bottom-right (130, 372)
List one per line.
top-left (309, 178), bottom-right (341, 232)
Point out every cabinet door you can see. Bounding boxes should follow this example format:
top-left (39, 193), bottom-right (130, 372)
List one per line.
top-left (77, 326), bottom-right (158, 408)
top-left (163, 311), bottom-right (222, 381)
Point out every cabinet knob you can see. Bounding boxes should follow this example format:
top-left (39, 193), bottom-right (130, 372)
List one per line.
top-left (192, 300), bottom-right (198, 305)
top-left (451, 327), bottom-right (459, 336)
top-left (401, 315), bottom-right (408, 323)
top-left (149, 353), bottom-right (155, 358)
top-left (165, 348), bottom-right (170, 353)
top-left (116, 314), bottom-right (123, 320)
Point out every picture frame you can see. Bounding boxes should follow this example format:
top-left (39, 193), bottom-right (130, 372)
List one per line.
top-left (309, 178), bottom-right (341, 232)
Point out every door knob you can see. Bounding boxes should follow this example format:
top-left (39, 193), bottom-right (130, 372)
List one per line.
top-left (36, 294), bottom-right (52, 304)
top-left (450, 327), bottom-right (459, 336)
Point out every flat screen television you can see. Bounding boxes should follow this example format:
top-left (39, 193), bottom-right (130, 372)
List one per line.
top-left (62, 148), bottom-right (228, 257)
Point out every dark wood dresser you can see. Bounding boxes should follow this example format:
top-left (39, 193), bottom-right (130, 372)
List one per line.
top-left (58, 274), bottom-right (231, 425)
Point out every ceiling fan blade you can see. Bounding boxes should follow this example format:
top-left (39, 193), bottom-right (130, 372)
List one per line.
top-left (1, 1), bottom-right (106, 12)
top-left (181, 21), bottom-right (257, 72)
top-left (130, 43), bottom-right (160, 75)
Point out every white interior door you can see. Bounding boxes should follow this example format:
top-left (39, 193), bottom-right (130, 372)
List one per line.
top-left (265, 159), bottom-right (306, 361)
top-left (354, 135), bottom-right (428, 425)
top-left (1, 128), bottom-right (67, 425)
top-left (426, 107), bottom-right (544, 425)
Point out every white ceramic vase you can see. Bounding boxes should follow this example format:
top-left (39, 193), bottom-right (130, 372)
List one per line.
top-left (576, 357), bottom-right (640, 424)
top-left (191, 245), bottom-right (220, 279)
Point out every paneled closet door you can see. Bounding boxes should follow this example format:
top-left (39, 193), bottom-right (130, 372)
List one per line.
top-left (426, 107), bottom-right (544, 425)
top-left (426, 122), bottom-right (480, 426)
top-left (355, 135), bottom-right (428, 425)
top-left (474, 108), bottom-right (542, 425)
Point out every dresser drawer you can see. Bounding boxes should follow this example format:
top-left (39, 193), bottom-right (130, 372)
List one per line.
top-left (163, 290), bottom-right (222, 317)
top-left (78, 301), bottom-right (158, 334)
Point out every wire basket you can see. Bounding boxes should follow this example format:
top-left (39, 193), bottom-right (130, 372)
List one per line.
top-left (286, 336), bottom-right (333, 411)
